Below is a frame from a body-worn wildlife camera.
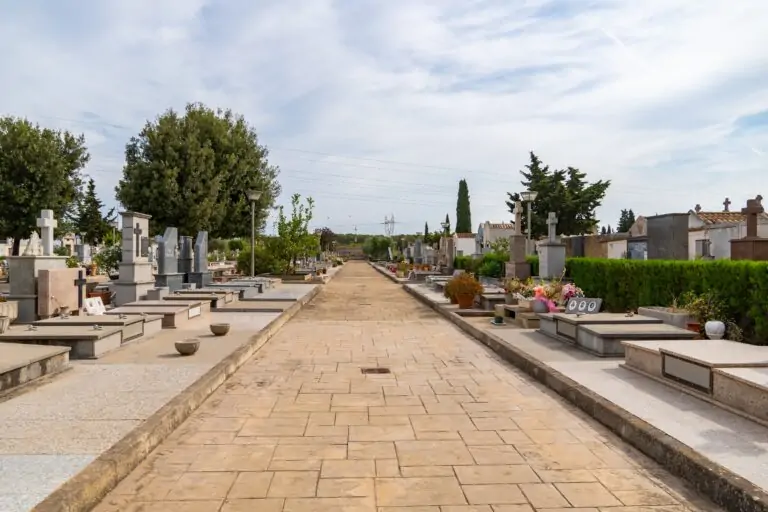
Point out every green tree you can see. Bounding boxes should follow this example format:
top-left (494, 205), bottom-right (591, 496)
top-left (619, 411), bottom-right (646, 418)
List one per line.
top-left (273, 194), bottom-right (317, 273)
top-left (0, 116), bottom-right (88, 255)
top-left (424, 221), bottom-right (429, 240)
top-left (116, 102), bottom-right (281, 237)
top-left (617, 209), bottom-right (636, 232)
top-left (362, 236), bottom-right (392, 259)
top-left (319, 227), bottom-right (335, 251)
top-left (444, 213), bottom-right (451, 235)
top-left (505, 152), bottom-right (610, 238)
top-left (74, 178), bottom-right (116, 245)
top-left (456, 179), bottom-right (472, 233)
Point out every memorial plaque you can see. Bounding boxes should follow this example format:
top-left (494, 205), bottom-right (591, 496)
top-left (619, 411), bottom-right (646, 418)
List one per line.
top-left (565, 298), bottom-right (602, 314)
top-left (556, 320), bottom-right (577, 340)
top-left (662, 354), bottom-right (712, 393)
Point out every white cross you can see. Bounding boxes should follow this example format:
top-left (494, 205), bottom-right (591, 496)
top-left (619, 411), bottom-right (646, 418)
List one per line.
top-left (547, 212), bottom-right (558, 242)
top-left (36, 210), bottom-right (58, 256)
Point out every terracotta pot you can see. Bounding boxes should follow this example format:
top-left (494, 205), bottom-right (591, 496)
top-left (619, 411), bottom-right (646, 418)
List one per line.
top-left (457, 294), bottom-right (474, 309)
top-left (450, 295), bottom-right (459, 305)
top-left (685, 321), bottom-right (701, 334)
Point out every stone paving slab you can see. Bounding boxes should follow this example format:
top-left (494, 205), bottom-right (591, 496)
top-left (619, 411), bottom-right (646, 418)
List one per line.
top-left (91, 262), bottom-right (718, 511)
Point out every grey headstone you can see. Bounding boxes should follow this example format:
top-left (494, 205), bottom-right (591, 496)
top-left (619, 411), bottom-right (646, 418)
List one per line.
top-left (157, 227), bottom-right (179, 275)
top-left (193, 231), bottom-right (208, 273)
top-left (179, 236), bottom-right (193, 274)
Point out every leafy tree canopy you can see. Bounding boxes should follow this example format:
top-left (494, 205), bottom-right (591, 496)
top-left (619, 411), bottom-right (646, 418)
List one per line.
top-left (617, 209), bottom-right (636, 233)
top-left (116, 102), bottom-right (280, 237)
top-left (75, 178), bottom-right (117, 245)
top-left (456, 179), bottom-right (472, 233)
top-left (505, 152), bottom-right (610, 238)
top-left (273, 194), bottom-right (317, 274)
top-left (0, 116), bottom-right (89, 255)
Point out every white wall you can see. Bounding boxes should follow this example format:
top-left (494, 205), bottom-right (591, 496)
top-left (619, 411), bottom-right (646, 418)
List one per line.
top-left (688, 222), bottom-right (768, 259)
top-left (607, 239), bottom-right (627, 259)
top-left (454, 237), bottom-right (476, 258)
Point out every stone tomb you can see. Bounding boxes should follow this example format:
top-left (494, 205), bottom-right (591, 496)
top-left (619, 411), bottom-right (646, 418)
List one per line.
top-left (170, 288), bottom-right (235, 304)
top-left (37, 268), bottom-right (87, 318)
top-left (35, 313), bottom-right (163, 344)
top-left (622, 339), bottom-right (768, 423)
top-left (549, 312), bottom-right (661, 343)
top-left (0, 325), bottom-right (124, 359)
top-left (0, 342), bottom-right (70, 393)
top-left (113, 211), bottom-right (155, 305)
top-left (109, 299), bottom-right (208, 328)
top-left (163, 292), bottom-right (228, 309)
top-left (574, 322), bottom-right (696, 357)
top-left (120, 299), bottom-right (209, 316)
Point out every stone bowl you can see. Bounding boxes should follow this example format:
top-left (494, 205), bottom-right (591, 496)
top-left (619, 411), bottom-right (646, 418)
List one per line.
top-left (175, 339), bottom-right (200, 356)
top-left (210, 323), bottom-right (231, 336)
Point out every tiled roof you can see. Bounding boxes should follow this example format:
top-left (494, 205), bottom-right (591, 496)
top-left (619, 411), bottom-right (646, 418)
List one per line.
top-left (694, 211), bottom-right (746, 225)
top-left (487, 223), bottom-right (514, 229)
top-left (454, 232), bottom-right (476, 238)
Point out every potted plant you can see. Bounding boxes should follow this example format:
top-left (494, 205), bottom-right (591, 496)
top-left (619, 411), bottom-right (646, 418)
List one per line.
top-left (447, 273), bottom-right (483, 309)
top-left (503, 278), bottom-right (524, 305)
top-left (678, 291), bottom-right (727, 337)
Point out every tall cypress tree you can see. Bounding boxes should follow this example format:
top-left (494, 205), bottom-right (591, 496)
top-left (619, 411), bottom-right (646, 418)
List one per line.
top-left (444, 213), bottom-right (451, 234)
top-left (424, 221), bottom-right (429, 240)
top-left (456, 179), bottom-right (472, 233)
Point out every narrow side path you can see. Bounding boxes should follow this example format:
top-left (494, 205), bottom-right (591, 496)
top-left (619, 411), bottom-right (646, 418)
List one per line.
top-left (94, 262), bottom-right (718, 511)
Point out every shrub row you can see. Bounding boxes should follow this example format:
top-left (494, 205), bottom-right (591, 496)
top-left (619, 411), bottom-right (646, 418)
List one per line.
top-left (562, 258), bottom-right (768, 344)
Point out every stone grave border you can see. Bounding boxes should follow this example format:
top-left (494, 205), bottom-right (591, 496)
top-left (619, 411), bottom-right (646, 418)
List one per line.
top-left (387, 262), bottom-right (768, 512)
top-left (31, 283), bottom-right (325, 512)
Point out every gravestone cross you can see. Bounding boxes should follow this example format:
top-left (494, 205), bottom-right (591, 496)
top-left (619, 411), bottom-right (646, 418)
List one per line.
top-left (36, 210), bottom-right (58, 256)
top-left (514, 201), bottom-right (523, 235)
top-left (547, 212), bottom-right (558, 242)
top-left (73, 269), bottom-right (87, 310)
top-left (742, 195), bottom-right (764, 238)
top-left (133, 223), bottom-right (143, 257)
top-left (723, 197), bottom-right (732, 212)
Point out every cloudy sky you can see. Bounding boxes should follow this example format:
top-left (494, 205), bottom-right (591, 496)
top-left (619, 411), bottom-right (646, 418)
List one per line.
top-left (2, 0), bottom-right (767, 235)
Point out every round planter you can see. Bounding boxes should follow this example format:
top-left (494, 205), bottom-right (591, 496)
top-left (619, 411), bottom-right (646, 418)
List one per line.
top-left (705, 320), bottom-right (726, 340)
top-left (456, 294), bottom-right (474, 309)
top-left (531, 299), bottom-right (549, 314)
top-left (210, 323), bottom-right (231, 336)
top-left (175, 339), bottom-right (200, 356)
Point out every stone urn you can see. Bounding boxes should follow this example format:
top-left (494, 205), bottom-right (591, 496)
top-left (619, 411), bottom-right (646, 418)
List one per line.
top-left (705, 320), bottom-right (726, 340)
top-left (175, 339), bottom-right (200, 356)
top-left (531, 299), bottom-right (550, 314)
top-left (210, 323), bottom-right (231, 336)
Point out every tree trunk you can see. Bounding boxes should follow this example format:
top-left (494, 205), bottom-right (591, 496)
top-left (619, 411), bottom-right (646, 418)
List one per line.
top-left (12, 238), bottom-right (20, 256)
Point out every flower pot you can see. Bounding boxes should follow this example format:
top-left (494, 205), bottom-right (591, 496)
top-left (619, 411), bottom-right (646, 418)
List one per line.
top-left (450, 295), bottom-right (458, 304)
top-left (705, 320), bottom-right (726, 340)
top-left (175, 339), bottom-right (200, 356)
top-left (210, 323), bottom-right (231, 336)
top-left (685, 321), bottom-right (701, 334)
top-left (532, 299), bottom-right (550, 314)
top-left (456, 294), bottom-right (474, 309)
top-left (504, 293), bottom-right (518, 305)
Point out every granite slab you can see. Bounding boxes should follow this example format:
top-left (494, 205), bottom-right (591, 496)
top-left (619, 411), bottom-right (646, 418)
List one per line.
top-left (553, 312), bottom-right (662, 325)
top-left (580, 323), bottom-right (698, 339)
top-left (660, 339), bottom-right (768, 367)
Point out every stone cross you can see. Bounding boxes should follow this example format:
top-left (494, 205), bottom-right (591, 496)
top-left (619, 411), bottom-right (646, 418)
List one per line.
top-left (547, 212), bottom-right (558, 242)
top-left (73, 270), bottom-right (87, 310)
top-left (742, 195), bottom-right (764, 238)
top-left (513, 201), bottom-right (523, 235)
top-left (133, 223), bottom-right (143, 257)
top-left (723, 197), bottom-right (731, 212)
top-left (36, 210), bottom-right (58, 256)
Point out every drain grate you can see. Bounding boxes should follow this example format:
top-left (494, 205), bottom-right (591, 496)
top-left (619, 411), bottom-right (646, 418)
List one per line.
top-left (361, 367), bottom-right (391, 374)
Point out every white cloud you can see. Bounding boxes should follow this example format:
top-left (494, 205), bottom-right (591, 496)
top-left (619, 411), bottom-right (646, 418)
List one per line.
top-left (1, 0), bottom-right (767, 235)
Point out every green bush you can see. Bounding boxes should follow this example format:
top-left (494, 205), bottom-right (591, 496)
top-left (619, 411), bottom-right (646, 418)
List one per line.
top-left (476, 253), bottom-right (507, 277)
top-left (526, 255), bottom-right (539, 277)
top-left (453, 255), bottom-right (475, 271)
top-left (228, 239), bottom-right (244, 251)
top-left (565, 258), bottom-right (768, 344)
top-left (236, 244), bottom-right (284, 275)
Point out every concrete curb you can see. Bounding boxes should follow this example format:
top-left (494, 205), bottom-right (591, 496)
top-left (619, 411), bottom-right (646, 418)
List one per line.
top-left (32, 284), bottom-right (324, 512)
top-left (403, 283), bottom-right (768, 512)
top-left (369, 262), bottom-right (406, 284)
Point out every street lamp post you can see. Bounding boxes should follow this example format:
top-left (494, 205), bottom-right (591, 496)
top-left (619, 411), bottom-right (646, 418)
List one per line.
top-left (247, 189), bottom-right (262, 277)
top-left (520, 190), bottom-right (538, 251)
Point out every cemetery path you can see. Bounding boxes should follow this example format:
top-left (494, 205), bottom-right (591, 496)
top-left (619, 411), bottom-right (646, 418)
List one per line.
top-left (94, 262), bottom-right (719, 511)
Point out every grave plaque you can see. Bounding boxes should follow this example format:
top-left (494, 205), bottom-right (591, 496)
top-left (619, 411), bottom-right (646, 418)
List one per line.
top-left (565, 298), bottom-right (602, 315)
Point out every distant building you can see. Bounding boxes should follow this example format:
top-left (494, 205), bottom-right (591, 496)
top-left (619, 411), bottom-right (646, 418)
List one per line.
top-left (475, 221), bottom-right (515, 255)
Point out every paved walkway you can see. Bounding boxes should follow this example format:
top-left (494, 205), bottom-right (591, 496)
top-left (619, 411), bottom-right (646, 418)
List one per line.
top-left (94, 262), bottom-right (718, 512)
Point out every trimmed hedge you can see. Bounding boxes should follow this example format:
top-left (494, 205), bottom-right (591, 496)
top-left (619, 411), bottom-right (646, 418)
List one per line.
top-left (564, 258), bottom-right (768, 344)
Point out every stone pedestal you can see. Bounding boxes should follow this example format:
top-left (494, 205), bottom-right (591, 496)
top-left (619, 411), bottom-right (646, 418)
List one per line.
top-left (147, 287), bottom-right (170, 300)
top-left (155, 272), bottom-right (185, 292)
top-left (538, 242), bottom-right (566, 279)
top-left (505, 235), bottom-right (530, 279)
top-left (188, 272), bottom-right (212, 289)
top-left (113, 262), bottom-right (155, 305)
top-left (730, 238), bottom-right (768, 260)
top-left (6, 255), bottom-right (68, 323)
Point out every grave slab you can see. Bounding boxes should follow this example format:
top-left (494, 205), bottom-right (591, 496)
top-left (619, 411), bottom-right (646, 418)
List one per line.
top-left (172, 288), bottom-right (235, 303)
top-left (714, 367), bottom-right (768, 423)
top-left (163, 293), bottom-right (226, 309)
top-left (551, 312), bottom-right (662, 343)
top-left (106, 306), bottom-right (197, 329)
top-left (119, 299), bottom-right (210, 317)
top-left (578, 322), bottom-right (697, 357)
top-left (0, 325), bottom-right (123, 359)
top-left (34, 314), bottom-right (163, 344)
top-left (660, 340), bottom-right (768, 394)
top-left (0, 343), bottom-right (70, 393)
